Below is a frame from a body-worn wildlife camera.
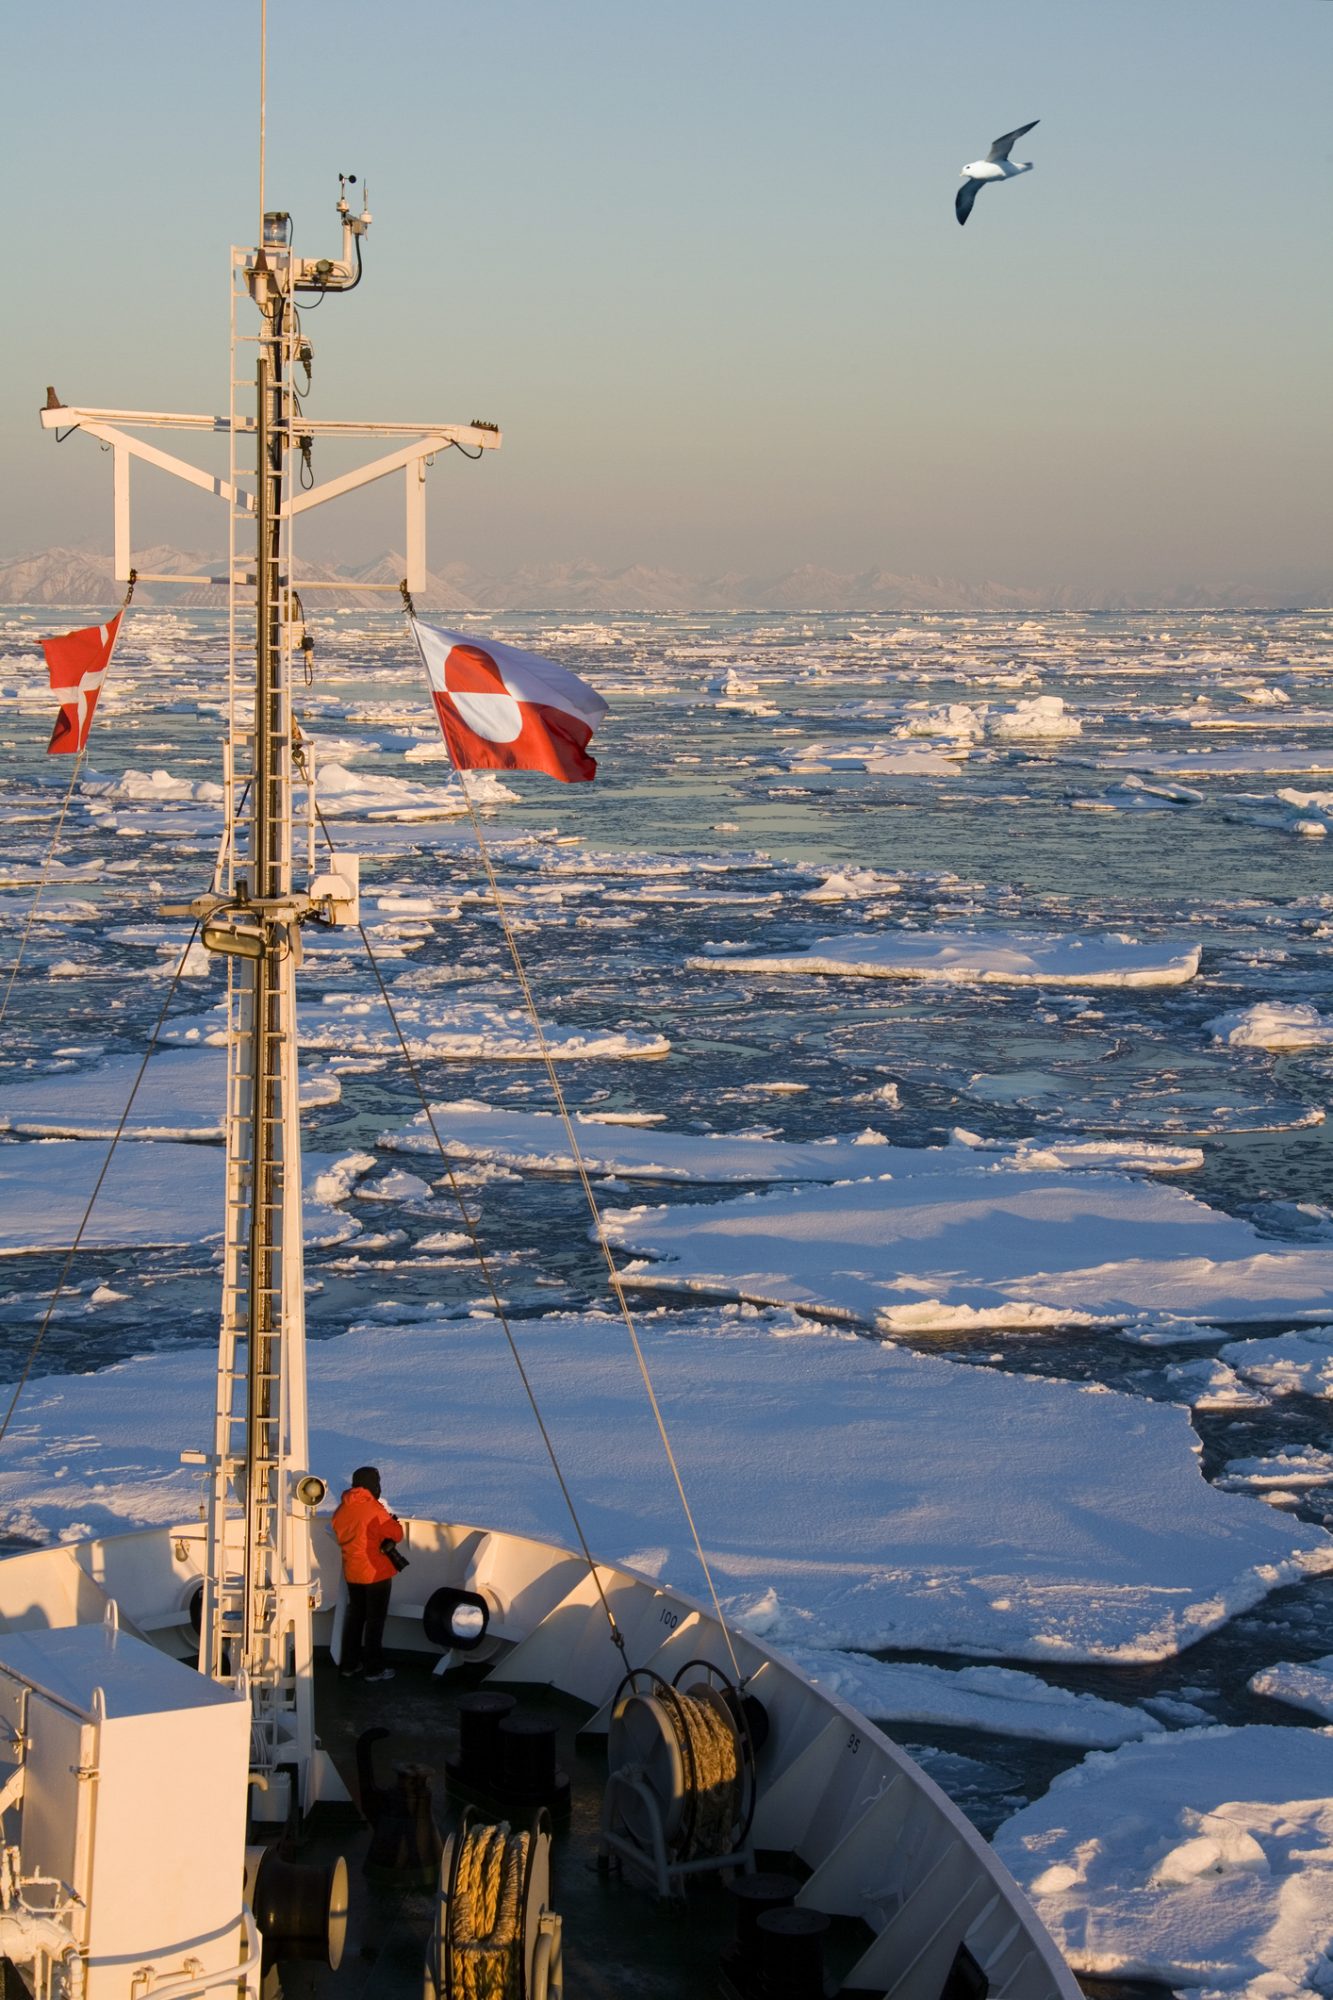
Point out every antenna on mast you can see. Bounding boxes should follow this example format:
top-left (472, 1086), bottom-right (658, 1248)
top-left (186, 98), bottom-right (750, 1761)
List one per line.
top-left (258, 0), bottom-right (268, 232)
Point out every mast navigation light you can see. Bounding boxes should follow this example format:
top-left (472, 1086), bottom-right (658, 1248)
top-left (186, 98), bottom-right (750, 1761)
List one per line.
top-left (263, 211), bottom-right (293, 250)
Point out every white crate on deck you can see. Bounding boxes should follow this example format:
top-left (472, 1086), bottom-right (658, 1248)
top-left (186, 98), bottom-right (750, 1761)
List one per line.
top-left (0, 1620), bottom-right (251, 1998)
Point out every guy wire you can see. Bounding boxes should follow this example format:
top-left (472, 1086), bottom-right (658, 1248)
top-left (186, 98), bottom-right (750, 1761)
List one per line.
top-left (453, 775), bottom-right (745, 1691)
top-left (301, 784), bottom-right (628, 1664)
top-left (0, 924), bottom-right (203, 1458)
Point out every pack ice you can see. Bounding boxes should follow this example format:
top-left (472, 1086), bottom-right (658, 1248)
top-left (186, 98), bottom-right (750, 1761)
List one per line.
top-left (691, 928), bottom-right (1201, 988)
top-left (1, 1307), bottom-right (1327, 1662)
top-left (603, 1150), bottom-right (1333, 1332)
top-left (995, 1727), bottom-right (1333, 1998)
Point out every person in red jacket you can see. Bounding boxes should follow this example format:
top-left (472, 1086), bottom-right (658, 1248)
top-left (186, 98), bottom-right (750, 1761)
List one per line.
top-left (331, 1466), bottom-right (404, 1682)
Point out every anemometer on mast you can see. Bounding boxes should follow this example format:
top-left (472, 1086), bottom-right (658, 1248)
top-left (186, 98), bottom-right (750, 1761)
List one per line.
top-left (259, 171), bottom-right (371, 295)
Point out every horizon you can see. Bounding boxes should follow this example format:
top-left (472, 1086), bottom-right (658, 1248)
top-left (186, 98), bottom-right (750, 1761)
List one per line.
top-left (3, 540), bottom-right (1327, 615)
top-left (5, 2), bottom-right (1331, 602)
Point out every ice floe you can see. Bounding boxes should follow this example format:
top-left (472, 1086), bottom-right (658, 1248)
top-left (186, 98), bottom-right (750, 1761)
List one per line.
top-left (776, 1654), bottom-right (1160, 1747)
top-left (94, 767), bottom-right (223, 805)
top-left (1220, 1330), bottom-right (1333, 1400)
top-left (0, 1306), bottom-right (1327, 1660)
top-left (605, 1153), bottom-right (1333, 1332)
top-left (786, 741), bottom-right (965, 777)
top-left (1070, 775), bottom-right (1203, 813)
top-left (995, 1726), bottom-right (1333, 1998)
top-left (0, 1047), bottom-right (339, 1140)
top-left (987, 695), bottom-right (1081, 740)
top-left (1106, 747), bottom-right (1333, 777)
top-left (162, 997), bottom-right (670, 1062)
top-left (1165, 1357), bottom-right (1271, 1412)
top-left (381, 1102), bottom-right (1205, 1185)
top-left (1217, 1449), bottom-right (1333, 1493)
top-left (1248, 1656), bottom-right (1333, 1722)
top-left (0, 1141), bottom-right (360, 1253)
top-left (1209, 1003), bottom-right (1333, 1050)
top-left (692, 929), bottom-right (1201, 988)
top-left (313, 761), bottom-right (519, 819)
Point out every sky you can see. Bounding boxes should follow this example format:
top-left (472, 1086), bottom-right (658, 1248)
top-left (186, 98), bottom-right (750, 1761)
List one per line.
top-left (3, 0), bottom-right (1330, 598)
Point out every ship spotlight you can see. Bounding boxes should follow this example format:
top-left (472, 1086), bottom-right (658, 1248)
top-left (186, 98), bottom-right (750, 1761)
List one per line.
top-left (294, 1472), bottom-right (326, 1508)
top-left (201, 916), bottom-right (268, 960)
top-left (263, 210), bottom-right (292, 249)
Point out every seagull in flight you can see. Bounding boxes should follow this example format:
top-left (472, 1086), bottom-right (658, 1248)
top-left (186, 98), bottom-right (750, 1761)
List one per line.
top-left (956, 120), bottom-right (1040, 226)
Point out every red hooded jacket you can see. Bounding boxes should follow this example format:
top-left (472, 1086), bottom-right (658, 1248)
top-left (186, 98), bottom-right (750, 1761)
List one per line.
top-left (331, 1484), bottom-right (404, 1585)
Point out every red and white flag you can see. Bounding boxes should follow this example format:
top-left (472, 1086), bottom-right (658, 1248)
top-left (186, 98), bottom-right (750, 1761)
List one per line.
top-left (42, 610), bottom-right (125, 754)
top-left (412, 620), bottom-right (608, 784)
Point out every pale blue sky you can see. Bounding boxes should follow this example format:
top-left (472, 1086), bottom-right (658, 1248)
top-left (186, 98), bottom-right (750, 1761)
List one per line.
top-left (5, 1), bottom-right (1330, 596)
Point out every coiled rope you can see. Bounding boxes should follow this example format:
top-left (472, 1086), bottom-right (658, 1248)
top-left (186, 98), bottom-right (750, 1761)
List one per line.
top-left (667, 1691), bottom-right (742, 1862)
top-left (448, 1821), bottom-right (529, 2000)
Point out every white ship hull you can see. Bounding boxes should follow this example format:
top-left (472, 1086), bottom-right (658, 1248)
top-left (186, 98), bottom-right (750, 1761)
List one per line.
top-left (0, 1518), bottom-right (1081, 2000)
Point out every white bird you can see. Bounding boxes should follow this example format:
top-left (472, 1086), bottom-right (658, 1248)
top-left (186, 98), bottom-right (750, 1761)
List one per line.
top-left (956, 120), bottom-right (1039, 226)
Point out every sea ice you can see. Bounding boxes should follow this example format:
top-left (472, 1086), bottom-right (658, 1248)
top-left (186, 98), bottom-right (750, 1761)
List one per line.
top-left (785, 741), bottom-right (965, 777)
top-left (1209, 1003), bottom-right (1333, 1050)
top-left (0, 1048), bottom-right (339, 1140)
top-left (2, 1306), bottom-right (1326, 1661)
top-left (988, 695), bottom-right (1081, 740)
top-left (1248, 1656), bottom-right (1333, 1722)
top-left (1165, 1358), bottom-right (1271, 1411)
top-left (162, 997), bottom-right (670, 1062)
top-left (691, 929), bottom-right (1201, 989)
top-left (774, 1654), bottom-right (1159, 1748)
top-left (1070, 775), bottom-right (1203, 813)
top-left (1217, 1450), bottom-right (1333, 1492)
top-left (995, 1726), bottom-right (1333, 1997)
top-left (1221, 1330), bottom-right (1333, 1400)
top-left (313, 761), bottom-right (519, 819)
top-left (1105, 747), bottom-right (1333, 778)
top-left (0, 1141), bottom-right (360, 1254)
top-left (604, 1160), bottom-right (1333, 1332)
top-left (382, 1103), bottom-right (1205, 1186)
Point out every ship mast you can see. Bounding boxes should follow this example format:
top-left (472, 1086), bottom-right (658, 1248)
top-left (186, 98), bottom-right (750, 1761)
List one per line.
top-left (39, 199), bottom-right (500, 1819)
top-left (195, 208), bottom-right (374, 1819)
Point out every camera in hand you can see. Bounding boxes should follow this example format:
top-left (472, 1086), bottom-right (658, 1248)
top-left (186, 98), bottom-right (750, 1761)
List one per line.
top-left (380, 1537), bottom-right (409, 1574)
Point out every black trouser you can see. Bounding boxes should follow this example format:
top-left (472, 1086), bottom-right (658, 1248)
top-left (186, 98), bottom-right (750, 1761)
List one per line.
top-left (343, 1577), bottom-right (393, 1674)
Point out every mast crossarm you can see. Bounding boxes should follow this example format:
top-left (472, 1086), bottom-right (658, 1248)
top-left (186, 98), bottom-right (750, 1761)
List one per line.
top-left (287, 434), bottom-right (483, 517)
top-left (42, 416), bottom-right (253, 512)
top-left (41, 404), bottom-right (501, 448)
top-left (40, 404), bottom-right (231, 432)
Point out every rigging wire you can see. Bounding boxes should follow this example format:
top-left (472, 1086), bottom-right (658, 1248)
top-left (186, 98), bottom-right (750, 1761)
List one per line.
top-left (450, 773), bottom-right (746, 1689)
top-left (0, 758), bottom-right (85, 1030)
top-left (393, 591), bottom-right (742, 1682)
top-left (296, 776), bottom-right (628, 1664)
top-left (0, 923), bottom-right (203, 1459)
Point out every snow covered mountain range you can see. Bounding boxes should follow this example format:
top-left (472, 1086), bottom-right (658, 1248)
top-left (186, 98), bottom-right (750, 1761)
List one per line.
top-left (0, 545), bottom-right (1324, 612)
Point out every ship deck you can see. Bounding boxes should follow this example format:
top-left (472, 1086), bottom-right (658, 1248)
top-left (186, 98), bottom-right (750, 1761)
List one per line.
top-left (285, 1646), bottom-right (875, 2000)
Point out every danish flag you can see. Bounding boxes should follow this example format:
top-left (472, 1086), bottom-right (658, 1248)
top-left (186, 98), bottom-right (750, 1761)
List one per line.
top-left (42, 610), bottom-right (125, 754)
top-left (411, 620), bottom-right (608, 783)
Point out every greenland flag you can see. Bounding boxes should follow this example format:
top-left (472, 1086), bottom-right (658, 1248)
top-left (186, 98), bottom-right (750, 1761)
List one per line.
top-left (412, 620), bottom-right (608, 783)
top-left (43, 610), bottom-right (125, 754)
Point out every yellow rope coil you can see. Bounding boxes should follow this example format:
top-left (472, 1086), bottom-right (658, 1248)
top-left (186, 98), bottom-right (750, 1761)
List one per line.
top-left (449, 1821), bottom-right (529, 2000)
top-left (667, 1693), bottom-right (742, 1862)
